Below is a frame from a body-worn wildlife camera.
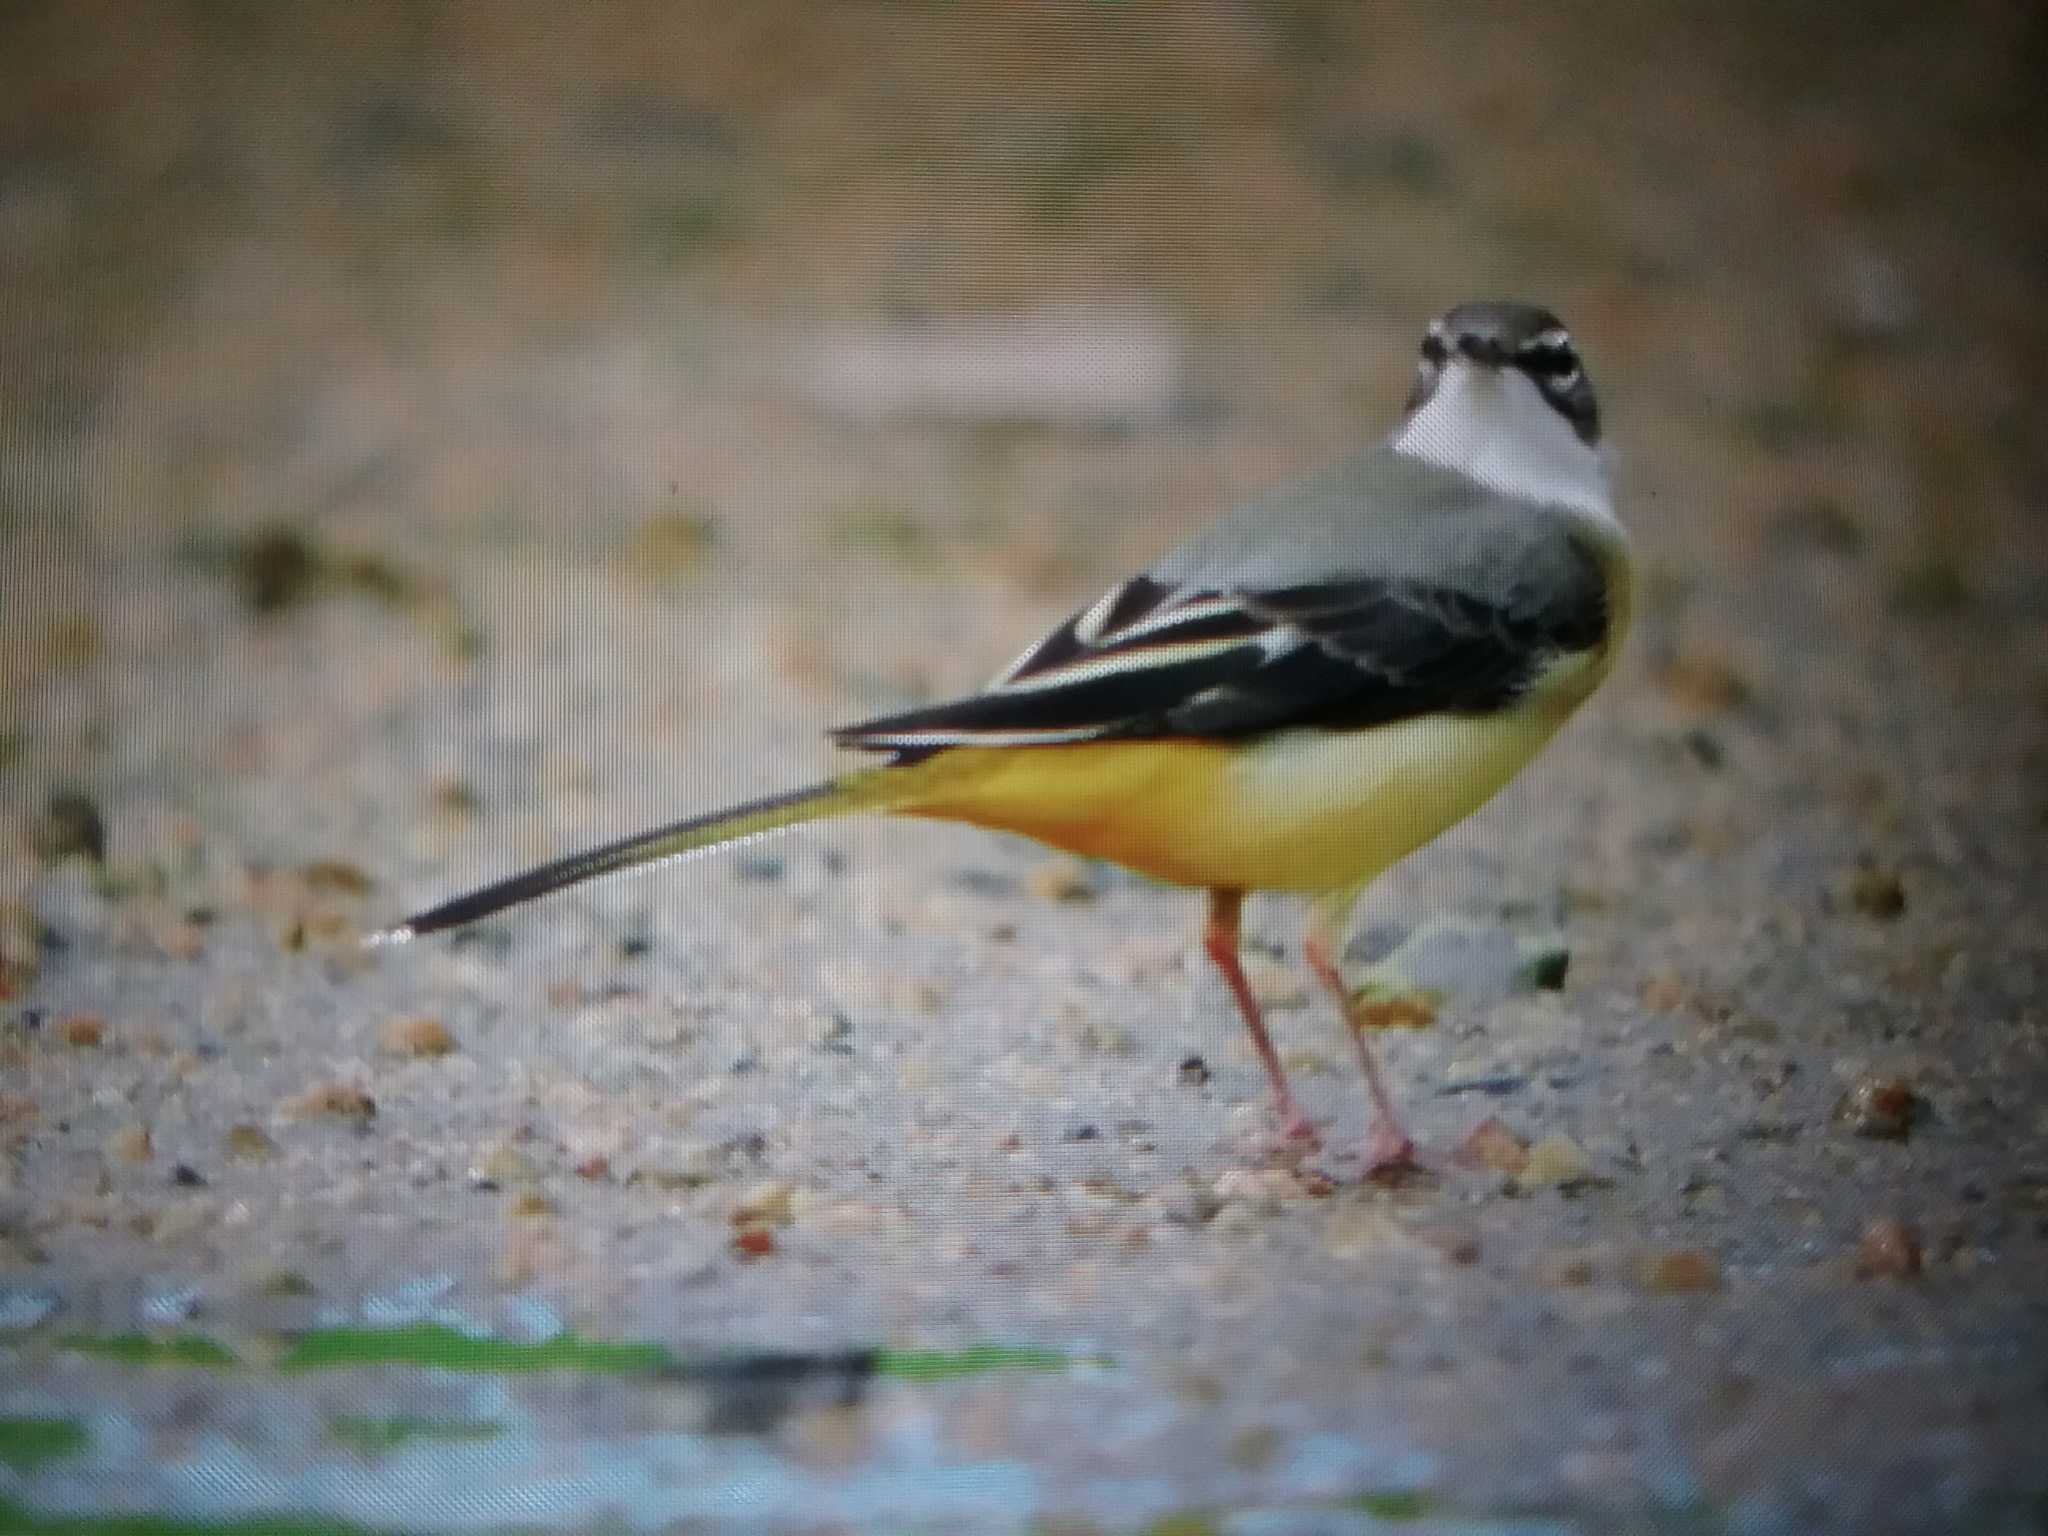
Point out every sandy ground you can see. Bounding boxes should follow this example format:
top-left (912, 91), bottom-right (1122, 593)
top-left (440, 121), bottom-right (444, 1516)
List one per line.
top-left (4, 4), bottom-right (2047, 1531)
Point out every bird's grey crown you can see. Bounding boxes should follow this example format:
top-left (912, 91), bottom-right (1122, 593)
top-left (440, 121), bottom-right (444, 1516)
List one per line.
top-left (1428, 301), bottom-right (1572, 358)
top-left (1409, 299), bottom-right (1600, 445)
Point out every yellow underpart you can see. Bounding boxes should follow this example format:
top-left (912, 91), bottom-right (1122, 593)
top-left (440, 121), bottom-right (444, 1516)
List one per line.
top-left (887, 651), bottom-right (1609, 894)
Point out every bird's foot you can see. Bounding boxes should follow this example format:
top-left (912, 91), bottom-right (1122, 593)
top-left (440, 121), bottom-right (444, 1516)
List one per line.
top-left (1232, 1103), bottom-right (1322, 1162)
top-left (1278, 1107), bottom-right (1322, 1147)
top-left (1360, 1123), bottom-right (1421, 1180)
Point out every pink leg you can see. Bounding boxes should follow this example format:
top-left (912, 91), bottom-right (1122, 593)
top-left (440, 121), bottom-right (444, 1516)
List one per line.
top-left (1203, 889), bottom-right (1318, 1146)
top-left (1303, 911), bottom-right (1418, 1173)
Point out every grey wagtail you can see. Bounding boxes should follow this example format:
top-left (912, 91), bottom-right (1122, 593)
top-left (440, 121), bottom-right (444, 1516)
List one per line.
top-left (375, 301), bottom-right (1632, 1172)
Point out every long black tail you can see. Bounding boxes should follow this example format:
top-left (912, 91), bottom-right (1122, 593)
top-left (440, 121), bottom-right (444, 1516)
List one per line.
top-left (369, 774), bottom-right (891, 943)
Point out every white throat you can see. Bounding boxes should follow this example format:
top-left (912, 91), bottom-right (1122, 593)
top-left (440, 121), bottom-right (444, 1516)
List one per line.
top-left (1389, 361), bottom-right (1614, 522)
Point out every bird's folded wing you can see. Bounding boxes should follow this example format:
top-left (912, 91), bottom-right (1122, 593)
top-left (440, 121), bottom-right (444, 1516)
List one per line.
top-left (833, 551), bottom-right (1607, 755)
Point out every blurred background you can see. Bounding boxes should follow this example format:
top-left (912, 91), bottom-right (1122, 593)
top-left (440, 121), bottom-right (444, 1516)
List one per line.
top-left (4, 4), bottom-right (2047, 1531)
top-left (5, 0), bottom-right (2044, 861)
top-left (7, 2), bottom-right (2043, 588)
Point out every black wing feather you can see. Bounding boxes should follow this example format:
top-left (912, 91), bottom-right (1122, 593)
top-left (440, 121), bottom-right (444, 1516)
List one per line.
top-left (836, 644), bottom-right (1267, 743)
top-left (834, 544), bottom-right (1608, 754)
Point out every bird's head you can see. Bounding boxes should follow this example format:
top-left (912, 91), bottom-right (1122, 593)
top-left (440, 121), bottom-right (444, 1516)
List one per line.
top-left (1392, 301), bottom-right (1610, 514)
top-left (1405, 302), bottom-right (1599, 445)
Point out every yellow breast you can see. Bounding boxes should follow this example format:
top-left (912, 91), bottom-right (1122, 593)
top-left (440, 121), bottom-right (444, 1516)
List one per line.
top-left (896, 679), bottom-right (1597, 895)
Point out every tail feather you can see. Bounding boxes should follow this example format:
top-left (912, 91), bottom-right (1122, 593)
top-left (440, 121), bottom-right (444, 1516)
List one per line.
top-left (370, 771), bottom-right (900, 944)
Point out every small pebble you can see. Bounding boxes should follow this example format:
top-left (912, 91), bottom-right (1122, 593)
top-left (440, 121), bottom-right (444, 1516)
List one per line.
top-left (236, 526), bottom-right (320, 612)
top-left (1416, 1226), bottom-right (1482, 1265)
top-left (1229, 1424), bottom-right (1283, 1471)
top-left (730, 1180), bottom-right (796, 1228)
top-left (111, 1125), bottom-right (154, 1163)
top-left (1160, 1176), bottom-right (1224, 1227)
top-left (951, 867), bottom-right (1018, 898)
top-left (224, 1124), bottom-right (278, 1161)
top-left (1064, 1016), bottom-right (1136, 1056)
top-left (1437, 1073), bottom-right (1529, 1098)
top-left (1323, 1205), bottom-right (1418, 1260)
top-left (0, 1289), bottom-right (59, 1330)
top-left (1350, 994), bottom-right (1437, 1032)
top-left (1683, 729), bottom-right (1726, 769)
top-left (32, 790), bottom-right (107, 864)
top-left (1854, 1217), bottom-right (1922, 1279)
top-left (299, 860), bottom-right (374, 896)
top-left (1213, 1168), bottom-right (1307, 1211)
top-left (816, 1199), bottom-right (888, 1236)
top-left (1281, 1047), bottom-right (1338, 1076)
top-left (511, 1191), bottom-right (556, 1217)
top-left (426, 1307), bottom-right (494, 1339)
top-left (379, 1016), bottom-right (458, 1058)
top-left (139, 1284), bottom-right (202, 1325)
top-left (1834, 1076), bottom-right (1919, 1140)
top-left (1846, 867), bottom-right (1906, 920)
top-left (1656, 654), bottom-right (1748, 712)
top-left (1177, 1054), bottom-right (1211, 1087)
top-left (471, 1144), bottom-right (540, 1188)
top-left (171, 1163), bottom-right (207, 1187)
top-left (362, 1274), bottom-right (456, 1326)
top-left (1453, 1115), bottom-right (1530, 1175)
top-left (1518, 944), bottom-right (1571, 991)
top-left (150, 914), bottom-right (208, 962)
top-left (1640, 974), bottom-right (1687, 1012)
top-left (150, 1202), bottom-right (216, 1244)
top-left (500, 1294), bottom-right (565, 1343)
top-left (1026, 859), bottom-right (1097, 903)
top-left (813, 1013), bottom-right (855, 1055)
top-left (1541, 1251), bottom-right (1599, 1287)
top-left (573, 1154), bottom-right (611, 1180)
top-left (1519, 1134), bottom-right (1591, 1188)
top-left (285, 1083), bottom-right (377, 1123)
top-left (59, 1014), bottom-right (107, 1049)
top-left (1639, 1249), bottom-right (1722, 1293)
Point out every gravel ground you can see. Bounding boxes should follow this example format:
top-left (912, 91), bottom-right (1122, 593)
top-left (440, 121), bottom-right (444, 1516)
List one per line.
top-left (4, 5), bottom-right (2047, 1532)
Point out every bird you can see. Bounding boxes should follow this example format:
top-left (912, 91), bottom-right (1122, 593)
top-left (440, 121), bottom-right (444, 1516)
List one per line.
top-left (373, 300), bottom-right (1632, 1173)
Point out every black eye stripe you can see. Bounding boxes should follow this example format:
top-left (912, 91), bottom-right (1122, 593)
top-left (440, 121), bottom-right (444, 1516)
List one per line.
top-left (1515, 344), bottom-right (1580, 379)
